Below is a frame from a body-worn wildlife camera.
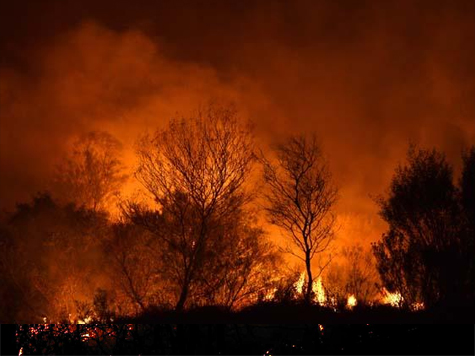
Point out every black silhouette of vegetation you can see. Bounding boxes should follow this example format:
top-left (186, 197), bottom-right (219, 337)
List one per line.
top-left (373, 145), bottom-right (475, 309)
top-left (260, 135), bottom-right (338, 304)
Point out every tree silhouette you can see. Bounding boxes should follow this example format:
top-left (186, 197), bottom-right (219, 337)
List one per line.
top-left (459, 147), bottom-right (475, 303)
top-left (260, 135), bottom-right (338, 304)
top-left (325, 244), bottom-right (379, 307)
top-left (373, 145), bottom-right (475, 308)
top-left (0, 194), bottom-right (110, 322)
top-left (132, 104), bottom-right (256, 310)
top-left (54, 131), bottom-right (127, 211)
top-left (107, 222), bottom-right (163, 314)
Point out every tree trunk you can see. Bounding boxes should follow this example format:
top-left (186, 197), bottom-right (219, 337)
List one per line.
top-left (305, 252), bottom-right (313, 304)
top-left (175, 282), bottom-right (189, 311)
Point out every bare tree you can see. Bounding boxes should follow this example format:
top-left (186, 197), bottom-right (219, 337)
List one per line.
top-left (132, 104), bottom-right (255, 311)
top-left (54, 131), bottom-right (127, 211)
top-left (260, 135), bottom-right (338, 304)
top-left (191, 209), bottom-right (281, 310)
top-left (323, 244), bottom-right (379, 310)
top-left (107, 222), bottom-right (162, 314)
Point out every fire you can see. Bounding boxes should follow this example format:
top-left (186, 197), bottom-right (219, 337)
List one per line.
top-left (381, 288), bottom-right (402, 307)
top-left (313, 277), bottom-right (326, 305)
top-left (78, 316), bottom-right (92, 324)
top-left (347, 294), bottom-right (357, 309)
top-left (294, 272), bottom-right (305, 294)
top-left (264, 288), bottom-right (277, 301)
top-left (293, 273), bottom-right (326, 305)
top-left (411, 302), bottom-right (425, 311)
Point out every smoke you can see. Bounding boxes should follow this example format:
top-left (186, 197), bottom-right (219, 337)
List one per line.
top-left (1, 1), bottom-right (475, 248)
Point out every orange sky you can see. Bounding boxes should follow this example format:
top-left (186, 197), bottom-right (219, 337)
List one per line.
top-left (1, 1), bottom-right (475, 253)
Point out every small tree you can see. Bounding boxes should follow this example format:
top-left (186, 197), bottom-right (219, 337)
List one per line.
top-left (341, 244), bottom-right (379, 304)
top-left (260, 135), bottom-right (338, 304)
top-left (107, 222), bottom-right (162, 314)
top-left (132, 104), bottom-right (255, 311)
top-left (459, 147), bottom-right (475, 303)
top-left (54, 131), bottom-right (126, 211)
top-left (1, 194), bottom-right (110, 322)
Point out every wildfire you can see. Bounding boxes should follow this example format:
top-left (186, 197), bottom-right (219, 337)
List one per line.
top-left (78, 316), bottom-right (92, 324)
top-left (264, 288), bottom-right (277, 301)
top-left (346, 294), bottom-right (357, 309)
top-left (293, 273), bottom-right (327, 305)
top-left (294, 272), bottom-right (305, 294)
top-left (312, 277), bottom-right (326, 305)
top-left (411, 302), bottom-right (425, 311)
top-left (381, 288), bottom-right (402, 307)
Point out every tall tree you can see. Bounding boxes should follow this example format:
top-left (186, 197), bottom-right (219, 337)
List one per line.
top-left (54, 131), bottom-right (126, 211)
top-left (132, 104), bottom-right (255, 311)
top-left (260, 135), bottom-right (338, 304)
top-left (372, 145), bottom-right (473, 308)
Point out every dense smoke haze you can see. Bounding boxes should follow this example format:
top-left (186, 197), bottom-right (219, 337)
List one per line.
top-left (2, 0), bottom-right (475, 249)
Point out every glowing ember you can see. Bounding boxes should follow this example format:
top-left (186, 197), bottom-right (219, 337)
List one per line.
top-left (312, 277), bottom-right (326, 305)
top-left (411, 302), bottom-right (425, 311)
top-left (18, 347), bottom-right (23, 356)
top-left (347, 294), bottom-right (357, 309)
top-left (318, 324), bottom-right (324, 332)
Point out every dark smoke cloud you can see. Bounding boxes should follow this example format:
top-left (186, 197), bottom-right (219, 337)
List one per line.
top-left (1, 0), bottom-right (475, 246)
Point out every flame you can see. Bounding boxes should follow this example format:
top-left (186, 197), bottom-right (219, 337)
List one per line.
top-left (294, 272), bottom-right (305, 294)
top-left (78, 316), bottom-right (92, 324)
top-left (293, 273), bottom-right (326, 305)
top-left (312, 277), bottom-right (326, 305)
top-left (18, 347), bottom-right (23, 356)
top-left (318, 324), bottom-right (324, 332)
top-left (264, 288), bottom-right (277, 301)
top-left (347, 294), bottom-right (357, 309)
top-left (381, 288), bottom-right (402, 307)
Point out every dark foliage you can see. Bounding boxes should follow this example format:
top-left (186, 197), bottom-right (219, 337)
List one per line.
top-left (373, 145), bottom-right (475, 308)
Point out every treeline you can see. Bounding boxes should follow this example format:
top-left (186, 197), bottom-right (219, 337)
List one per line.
top-left (0, 104), bottom-right (474, 323)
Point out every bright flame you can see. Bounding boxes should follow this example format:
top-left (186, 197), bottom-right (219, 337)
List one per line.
top-left (381, 288), bottom-right (402, 307)
top-left (18, 347), bottom-right (23, 356)
top-left (312, 277), bottom-right (326, 305)
top-left (294, 273), bottom-right (326, 305)
top-left (318, 324), bottom-right (324, 332)
top-left (78, 316), bottom-right (92, 324)
top-left (264, 288), bottom-right (277, 301)
top-left (294, 272), bottom-right (305, 294)
top-left (347, 294), bottom-right (357, 309)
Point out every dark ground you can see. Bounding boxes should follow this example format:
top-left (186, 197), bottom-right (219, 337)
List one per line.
top-left (4, 322), bottom-right (474, 355)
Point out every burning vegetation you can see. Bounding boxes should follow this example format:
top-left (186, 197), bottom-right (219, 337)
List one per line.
top-left (0, 104), bottom-right (474, 325)
top-left (1, 3), bottom-right (475, 355)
